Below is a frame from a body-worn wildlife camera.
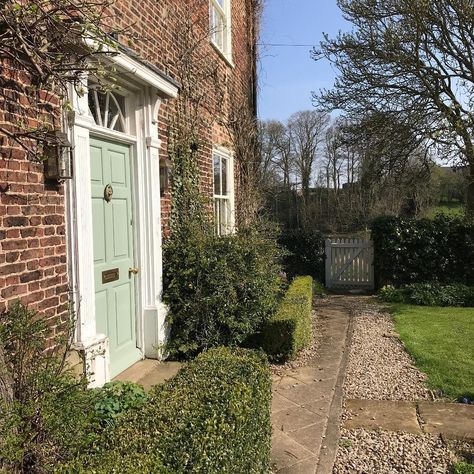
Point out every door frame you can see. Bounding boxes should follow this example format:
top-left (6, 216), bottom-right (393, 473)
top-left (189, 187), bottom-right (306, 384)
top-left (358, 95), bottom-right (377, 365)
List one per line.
top-left (65, 54), bottom-right (178, 387)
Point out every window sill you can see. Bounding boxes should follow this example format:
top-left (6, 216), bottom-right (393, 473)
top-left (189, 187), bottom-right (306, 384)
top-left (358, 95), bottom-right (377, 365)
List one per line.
top-left (210, 40), bottom-right (235, 68)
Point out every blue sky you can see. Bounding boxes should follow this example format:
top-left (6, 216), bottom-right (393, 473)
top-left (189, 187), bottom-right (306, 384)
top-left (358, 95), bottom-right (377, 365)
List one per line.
top-left (257, 1), bottom-right (349, 121)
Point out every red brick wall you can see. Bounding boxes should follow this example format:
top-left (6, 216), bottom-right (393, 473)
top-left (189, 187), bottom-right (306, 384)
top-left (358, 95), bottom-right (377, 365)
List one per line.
top-left (0, 0), bottom-right (257, 319)
top-left (111, 0), bottom-right (257, 232)
top-left (0, 60), bottom-right (69, 326)
top-left (0, 153), bottom-right (69, 324)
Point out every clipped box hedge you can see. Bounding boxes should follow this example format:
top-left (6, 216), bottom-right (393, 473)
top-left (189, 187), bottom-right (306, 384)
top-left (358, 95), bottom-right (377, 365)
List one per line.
top-left (258, 276), bottom-right (313, 361)
top-left (62, 347), bottom-right (272, 474)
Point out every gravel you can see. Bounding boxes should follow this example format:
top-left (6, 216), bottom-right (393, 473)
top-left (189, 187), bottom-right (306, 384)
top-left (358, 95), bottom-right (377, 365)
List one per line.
top-left (344, 301), bottom-right (430, 401)
top-left (333, 297), bottom-right (457, 473)
top-left (334, 428), bottom-right (457, 474)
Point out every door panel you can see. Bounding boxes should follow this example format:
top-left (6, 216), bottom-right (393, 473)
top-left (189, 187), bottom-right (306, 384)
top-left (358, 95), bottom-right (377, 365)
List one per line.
top-left (90, 137), bottom-right (140, 378)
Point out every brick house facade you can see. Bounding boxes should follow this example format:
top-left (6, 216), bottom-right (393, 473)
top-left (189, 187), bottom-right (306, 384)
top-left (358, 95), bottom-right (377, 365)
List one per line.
top-left (0, 0), bottom-right (258, 385)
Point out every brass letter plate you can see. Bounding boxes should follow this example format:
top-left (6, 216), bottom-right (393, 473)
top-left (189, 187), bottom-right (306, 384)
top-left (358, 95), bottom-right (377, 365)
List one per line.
top-left (102, 268), bottom-right (119, 284)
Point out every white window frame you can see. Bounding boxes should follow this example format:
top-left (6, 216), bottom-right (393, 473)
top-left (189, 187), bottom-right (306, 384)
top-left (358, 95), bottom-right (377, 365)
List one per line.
top-left (213, 147), bottom-right (235, 235)
top-left (209, 0), bottom-right (232, 63)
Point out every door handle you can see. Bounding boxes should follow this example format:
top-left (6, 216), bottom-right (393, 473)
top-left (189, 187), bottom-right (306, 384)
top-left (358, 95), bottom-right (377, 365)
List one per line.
top-left (129, 267), bottom-right (139, 275)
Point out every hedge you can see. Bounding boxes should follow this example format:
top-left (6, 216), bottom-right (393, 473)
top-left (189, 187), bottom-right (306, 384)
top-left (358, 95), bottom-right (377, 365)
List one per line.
top-left (279, 228), bottom-right (325, 280)
top-left (371, 216), bottom-right (474, 288)
top-left (257, 276), bottom-right (313, 361)
top-left (62, 347), bottom-right (272, 473)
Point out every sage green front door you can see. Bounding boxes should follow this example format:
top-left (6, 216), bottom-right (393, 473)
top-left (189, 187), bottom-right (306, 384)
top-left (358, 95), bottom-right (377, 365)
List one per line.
top-left (90, 137), bottom-right (141, 378)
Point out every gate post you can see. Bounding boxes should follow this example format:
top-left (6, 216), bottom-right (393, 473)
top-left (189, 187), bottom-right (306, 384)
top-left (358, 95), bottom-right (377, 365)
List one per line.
top-left (325, 238), bottom-right (332, 288)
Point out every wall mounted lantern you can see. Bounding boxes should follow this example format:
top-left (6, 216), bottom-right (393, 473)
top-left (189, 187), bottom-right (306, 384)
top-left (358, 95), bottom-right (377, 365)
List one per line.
top-left (44, 131), bottom-right (73, 180)
top-left (159, 157), bottom-right (173, 195)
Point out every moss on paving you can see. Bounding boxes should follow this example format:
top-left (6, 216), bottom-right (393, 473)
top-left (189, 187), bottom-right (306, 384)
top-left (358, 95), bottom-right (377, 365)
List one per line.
top-left (392, 305), bottom-right (474, 400)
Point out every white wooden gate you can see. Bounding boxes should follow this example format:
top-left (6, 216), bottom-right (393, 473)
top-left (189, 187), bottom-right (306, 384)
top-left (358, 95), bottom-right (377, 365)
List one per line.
top-left (325, 238), bottom-right (374, 290)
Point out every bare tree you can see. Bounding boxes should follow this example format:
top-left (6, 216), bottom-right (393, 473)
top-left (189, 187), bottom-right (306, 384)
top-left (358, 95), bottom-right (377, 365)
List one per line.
top-left (258, 120), bottom-right (281, 187)
top-left (313, 0), bottom-right (474, 215)
top-left (323, 121), bottom-right (346, 193)
top-left (288, 110), bottom-right (330, 203)
top-left (258, 119), bottom-right (294, 188)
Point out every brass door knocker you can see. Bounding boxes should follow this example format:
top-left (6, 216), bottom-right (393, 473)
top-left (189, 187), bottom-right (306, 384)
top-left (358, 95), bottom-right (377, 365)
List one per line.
top-left (104, 184), bottom-right (114, 202)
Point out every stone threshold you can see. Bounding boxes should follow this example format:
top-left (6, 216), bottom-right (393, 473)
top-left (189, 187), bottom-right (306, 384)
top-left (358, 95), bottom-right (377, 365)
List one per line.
top-left (113, 359), bottom-right (182, 391)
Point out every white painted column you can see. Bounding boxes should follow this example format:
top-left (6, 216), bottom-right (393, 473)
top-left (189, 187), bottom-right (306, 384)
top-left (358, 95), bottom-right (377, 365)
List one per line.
top-left (68, 82), bottom-right (109, 387)
top-left (141, 88), bottom-right (167, 359)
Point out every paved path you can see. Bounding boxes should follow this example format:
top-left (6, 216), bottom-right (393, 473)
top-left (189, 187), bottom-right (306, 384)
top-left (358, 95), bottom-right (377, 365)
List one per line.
top-left (271, 296), bottom-right (353, 474)
top-left (271, 295), bottom-right (474, 474)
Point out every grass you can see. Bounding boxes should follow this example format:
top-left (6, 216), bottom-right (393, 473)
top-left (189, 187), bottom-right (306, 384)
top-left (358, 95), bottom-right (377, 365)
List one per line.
top-left (454, 462), bottom-right (474, 474)
top-left (425, 202), bottom-right (465, 219)
top-left (391, 304), bottom-right (474, 400)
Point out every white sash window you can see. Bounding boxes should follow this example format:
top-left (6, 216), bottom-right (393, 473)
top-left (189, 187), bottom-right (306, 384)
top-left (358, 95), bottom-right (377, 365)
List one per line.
top-left (210, 0), bottom-right (232, 60)
top-left (213, 149), bottom-right (234, 235)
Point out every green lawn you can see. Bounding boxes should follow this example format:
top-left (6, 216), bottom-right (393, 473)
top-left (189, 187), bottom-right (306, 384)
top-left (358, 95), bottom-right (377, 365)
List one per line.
top-left (392, 305), bottom-right (474, 400)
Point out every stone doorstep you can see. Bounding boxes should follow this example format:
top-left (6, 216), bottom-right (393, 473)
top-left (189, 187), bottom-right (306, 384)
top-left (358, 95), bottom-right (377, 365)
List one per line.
top-left (344, 399), bottom-right (474, 441)
top-left (113, 359), bottom-right (182, 391)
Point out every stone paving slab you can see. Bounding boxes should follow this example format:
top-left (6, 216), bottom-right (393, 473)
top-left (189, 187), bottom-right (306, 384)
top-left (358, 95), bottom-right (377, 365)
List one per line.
top-left (271, 430), bottom-right (314, 471)
top-left (277, 459), bottom-right (316, 474)
top-left (273, 406), bottom-right (323, 433)
top-left (344, 399), bottom-right (422, 434)
top-left (273, 392), bottom-right (300, 413)
top-left (418, 402), bottom-right (474, 441)
top-left (289, 419), bottom-right (327, 454)
top-left (276, 381), bottom-right (335, 407)
top-left (344, 399), bottom-right (474, 441)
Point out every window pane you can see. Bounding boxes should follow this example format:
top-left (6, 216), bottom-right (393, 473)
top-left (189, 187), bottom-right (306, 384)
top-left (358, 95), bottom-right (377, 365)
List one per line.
top-left (221, 157), bottom-right (228, 195)
top-left (213, 155), bottom-right (221, 195)
top-left (219, 198), bottom-right (226, 234)
top-left (214, 199), bottom-right (220, 235)
top-left (210, 5), bottom-right (225, 50)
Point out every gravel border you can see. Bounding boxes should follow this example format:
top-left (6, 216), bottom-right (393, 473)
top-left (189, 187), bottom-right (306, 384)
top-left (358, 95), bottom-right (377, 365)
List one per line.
top-left (333, 297), bottom-right (460, 473)
top-left (343, 299), bottom-right (430, 401)
top-left (334, 428), bottom-right (457, 474)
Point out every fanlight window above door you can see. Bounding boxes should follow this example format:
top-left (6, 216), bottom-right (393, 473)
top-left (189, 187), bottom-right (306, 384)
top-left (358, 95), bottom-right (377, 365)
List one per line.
top-left (88, 88), bottom-right (127, 133)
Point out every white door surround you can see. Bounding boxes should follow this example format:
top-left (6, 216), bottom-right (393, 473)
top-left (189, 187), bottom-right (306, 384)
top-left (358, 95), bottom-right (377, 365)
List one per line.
top-left (66, 53), bottom-right (178, 387)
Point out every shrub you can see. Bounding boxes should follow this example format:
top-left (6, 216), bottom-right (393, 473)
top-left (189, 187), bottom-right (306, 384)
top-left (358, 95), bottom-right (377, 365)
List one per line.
top-left (92, 381), bottom-right (148, 426)
top-left (279, 228), bottom-right (325, 280)
top-left (378, 285), bottom-right (406, 303)
top-left (0, 301), bottom-right (98, 472)
top-left (257, 276), bottom-right (313, 361)
top-left (62, 347), bottom-right (272, 473)
top-left (163, 224), bottom-right (282, 358)
top-left (378, 283), bottom-right (474, 307)
top-left (371, 215), bottom-right (474, 288)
